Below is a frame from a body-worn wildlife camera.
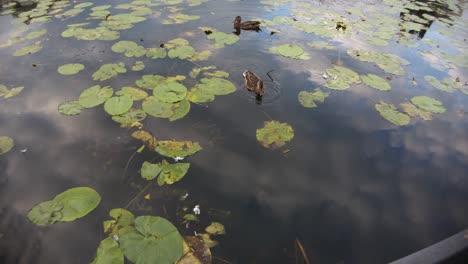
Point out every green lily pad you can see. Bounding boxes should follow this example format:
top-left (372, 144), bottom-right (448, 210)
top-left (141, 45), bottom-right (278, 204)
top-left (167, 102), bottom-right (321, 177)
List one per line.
top-left (13, 42), bottom-right (42, 56)
top-left (169, 100), bottom-right (191, 121)
top-left (112, 108), bottom-right (147, 127)
top-left (347, 50), bottom-right (409, 75)
top-left (119, 216), bottom-right (184, 264)
top-left (307, 41), bottom-right (334, 50)
top-left (156, 140), bottom-right (202, 158)
top-left (153, 82), bottom-right (187, 103)
top-left (163, 13), bottom-right (200, 24)
top-left (195, 78), bottom-right (236, 95)
top-left (93, 62), bottom-right (126, 81)
top-left (103, 208), bottom-right (136, 235)
top-left (361, 74), bottom-right (391, 91)
top-left (136, 75), bottom-right (186, 90)
top-left (108, 13), bottom-right (146, 23)
top-left (298, 89), bottom-right (329, 108)
top-left (61, 27), bottom-right (120, 41)
top-left (367, 37), bottom-right (389, 46)
top-left (401, 102), bottom-right (433, 121)
top-left (0, 85), bottom-right (24, 99)
top-left (111, 41), bottom-right (146, 58)
top-left (424, 75), bottom-right (459, 93)
top-left (58, 100), bottom-right (83, 116)
top-left (131, 61), bottom-right (145, 71)
top-left (27, 187), bottom-right (101, 226)
top-left (375, 101), bottom-right (410, 126)
top-left (256, 121), bottom-right (294, 149)
top-left (269, 44), bottom-right (310, 60)
top-left (142, 96), bottom-right (175, 118)
top-left (190, 50), bottom-right (212, 61)
top-left (25, 29), bottom-right (47, 40)
top-left (146, 47), bottom-right (167, 59)
top-left (91, 238), bottom-right (124, 264)
top-left (57, 63), bottom-right (85, 75)
top-left (410, 96), bottom-right (446, 114)
top-left (0, 136), bottom-right (14, 155)
top-left (200, 27), bottom-right (239, 48)
top-left (104, 96), bottom-right (134, 116)
top-left (116, 87), bottom-right (148, 100)
top-left (168, 45), bottom-right (196, 59)
top-left (74, 2), bottom-right (93, 8)
top-left (325, 66), bottom-right (360, 90)
top-left (91, 5), bottom-right (111, 11)
top-left (78, 85), bottom-right (114, 108)
top-left (141, 160), bottom-right (190, 186)
top-left (186, 88), bottom-right (215, 103)
top-left (203, 70), bottom-right (229, 78)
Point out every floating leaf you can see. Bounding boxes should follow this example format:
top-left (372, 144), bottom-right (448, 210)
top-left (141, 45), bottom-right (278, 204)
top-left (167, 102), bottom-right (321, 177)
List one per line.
top-left (104, 96), bottom-right (133, 116)
top-left (424, 75), bottom-right (459, 93)
top-left (131, 130), bottom-right (157, 150)
top-left (194, 78), bottom-right (236, 95)
top-left (361, 74), bottom-right (391, 91)
top-left (93, 62), bottom-right (126, 81)
top-left (119, 216), bottom-right (184, 264)
top-left (91, 238), bottom-right (124, 264)
top-left (325, 66), bottom-right (360, 90)
top-left (57, 63), bottom-right (85, 75)
top-left (111, 41), bottom-right (146, 57)
top-left (190, 50), bottom-right (212, 61)
top-left (298, 89), bottom-right (329, 108)
top-left (269, 44), bottom-right (309, 60)
top-left (205, 222), bottom-right (225, 235)
top-left (146, 47), bottom-right (167, 59)
top-left (136, 75), bottom-right (185, 90)
top-left (203, 70), bottom-right (229, 78)
top-left (375, 101), bottom-right (410, 126)
top-left (169, 100), bottom-right (191, 121)
top-left (348, 50), bottom-right (409, 75)
top-left (186, 88), bottom-right (215, 103)
top-left (142, 96), bottom-right (175, 118)
top-left (0, 85), bottom-right (24, 99)
top-left (13, 42), bottom-right (42, 56)
top-left (112, 108), bottom-right (147, 127)
top-left (178, 236), bottom-right (212, 264)
top-left (74, 2), bottom-right (93, 8)
top-left (256, 121), bottom-right (294, 149)
top-left (141, 161), bottom-right (163, 180)
top-left (410, 96), bottom-right (446, 114)
top-left (200, 27), bottom-right (239, 48)
top-left (163, 13), bottom-right (200, 24)
top-left (27, 187), bottom-right (101, 226)
top-left (0, 136), bottom-right (14, 155)
top-left (307, 41), bottom-right (334, 50)
top-left (116, 87), bottom-right (148, 100)
top-left (25, 29), bottom-right (47, 40)
top-left (141, 160), bottom-right (190, 186)
top-left (198, 233), bottom-right (218, 248)
top-left (167, 45), bottom-right (196, 59)
top-left (153, 82), bottom-right (188, 103)
top-left (79, 85), bottom-right (114, 108)
top-left (58, 100), bottom-right (82, 116)
top-left (131, 61), bottom-right (145, 71)
top-left (401, 102), bottom-right (433, 121)
top-left (156, 140), bottom-right (202, 158)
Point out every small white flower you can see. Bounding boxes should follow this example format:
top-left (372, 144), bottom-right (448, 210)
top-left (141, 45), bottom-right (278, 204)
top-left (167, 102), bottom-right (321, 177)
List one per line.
top-left (193, 205), bottom-right (200, 215)
top-left (174, 156), bottom-right (184, 162)
top-left (322, 73), bottom-right (328, 79)
top-left (113, 234), bottom-right (119, 241)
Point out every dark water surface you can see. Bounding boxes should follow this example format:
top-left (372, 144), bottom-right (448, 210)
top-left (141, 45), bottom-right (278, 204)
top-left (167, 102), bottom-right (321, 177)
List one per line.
top-left (1, 0), bottom-right (467, 263)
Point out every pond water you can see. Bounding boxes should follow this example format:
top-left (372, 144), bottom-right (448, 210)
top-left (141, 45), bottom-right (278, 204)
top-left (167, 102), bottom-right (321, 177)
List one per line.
top-left (0, 0), bottom-right (467, 263)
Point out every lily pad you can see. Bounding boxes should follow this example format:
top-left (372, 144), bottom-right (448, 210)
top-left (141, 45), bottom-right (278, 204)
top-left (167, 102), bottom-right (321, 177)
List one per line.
top-left (190, 50), bottom-right (212, 61)
top-left (142, 96), bottom-right (175, 118)
top-left (104, 96), bottom-right (133, 116)
top-left (132, 130), bottom-right (157, 150)
top-left (0, 85), bottom-right (24, 99)
top-left (163, 13), bottom-right (200, 24)
top-left (194, 78), bottom-right (236, 95)
top-left (27, 187), bottom-right (101, 226)
top-left (58, 100), bottom-right (83, 116)
top-left (156, 140), bottom-right (202, 158)
top-left (141, 160), bottom-right (190, 186)
top-left (200, 27), bottom-right (239, 48)
top-left (205, 222), bottom-right (225, 235)
top-left (167, 45), bottom-right (196, 59)
top-left (307, 41), bottom-right (334, 50)
top-left (153, 82), bottom-right (187, 103)
top-left (361, 74), bottom-right (391, 91)
top-left (269, 44), bottom-right (309, 60)
top-left (25, 29), bottom-right (47, 40)
top-left (112, 108), bottom-right (147, 127)
top-left (78, 85), bottom-right (114, 108)
top-left (169, 100), bottom-right (191, 121)
top-left (178, 236), bottom-right (212, 264)
top-left (136, 75), bottom-right (185, 90)
top-left (57, 63), bottom-right (85, 75)
top-left (111, 41), bottom-right (146, 58)
top-left (424, 75), bottom-right (459, 93)
top-left (298, 89), bottom-right (329, 108)
top-left (325, 66), bottom-right (360, 90)
top-left (401, 102), bottom-right (433, 120)
top-left (119, 216), bottom-right (184, 264)
top-left (0, 136), bottom-right (14, 155)
top-left (91, 238), bottom-right (124, 264)
top-left (13, 42), bottom-right (42, 56)
top-left (103, 208), bottom-right (136, 235)
top-left (410, 96), bottom-right (446, 114)
top-left (131, 61), bottom-right (145, 71)
top-left (146, 47), bottom-right (167, 59)
top-left (203, 71), bottom-right (229, 78)
top-left (116, 87), bottom-right (148, 100)
top-left (256, 121), bottom-right (294, 149)
top-left (375, 101), bottom-right (410, 126)
top-left (186, 88), bottom-right (215, 103)
top-left (93, 62), bottom-right (126, 81)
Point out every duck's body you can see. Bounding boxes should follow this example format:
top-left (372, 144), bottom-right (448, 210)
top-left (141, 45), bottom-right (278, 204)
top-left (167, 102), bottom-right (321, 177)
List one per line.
top-left (234, 16), bottom-right (261, 30)
top-left (243, 70), bottom-right (264, 96)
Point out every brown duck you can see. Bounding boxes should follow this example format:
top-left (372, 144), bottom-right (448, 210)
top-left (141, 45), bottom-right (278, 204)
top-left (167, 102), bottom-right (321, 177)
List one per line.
top-left (233, 16), bottom-right (261, 30)
top-left (243, 70), bottom-right (264, 96)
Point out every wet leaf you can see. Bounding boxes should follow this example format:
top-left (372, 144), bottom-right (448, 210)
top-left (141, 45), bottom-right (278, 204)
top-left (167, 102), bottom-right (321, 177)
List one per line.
top-left (116, 87), bottom-right (148, 101)
top-left (58, 100), bottom-right (83, 116)
top-left (168, 45), bottom-right (196, 59)
top-left (178, 236), bottom-right (212, 264)
top-left (347, 50), bottom-right (408, 75)
top-left (93, 62), bottom-right (126, 81)
top-left (307, 41), bottom-right (334, 50)
top-left (401, 102), bottom-right (433, 121)
top-left (269, 44), bottom-right (309, 60)
top-left (203, 71), bottom-right (229, 78)
top-left (424, 75), bottom-right (459, 93)
top-left (131, 61), bottom-right (145, 71)
top-left (91, 238), bottom-right (124, 264)
top-left (102, 208), bottom-right (136, 237)
top-left (169, 100), bottom-right (191, 121)
top-left (205, 222), bottom-right (225, 235)
top-left (153, 82), bottom-right (188, 103)
top-left (194, 78), bottom-right (236, 95)
top-left (25, 29), bottom-right (47, 40)
top-left (136, 75), bottom-right (185, 90)
top-left (156, 140), bottom-right (202, 158)
top-left (57, 63), bottom-right (85, 75)
top-left (13, 41), bottom-right (42, 56)
top-left (141, 160), bottom-right (190, 186)
top-left (78, 85), bottom-right (114, 108)
top-left (256, 121), bottom-right (294, 149)
top-left (375, 101), bottom-right (410, 126)
top-left (131, 130), bottom-right (157, 150)
top-left (142, 96), bottom-right (175, 118)
top-left (298, 89), bottom-right (329, 108)
top-left (104, 96), bottom-right (134, 116)
top-left (27, 187), bottom-right (101, 226)
top-left (0, 136), bottom-right (14, 155)
top-left (0, 85), bottom-right (24, 99)
top-left (112, 108), bottom-right (147, 127)
top-left (111, 41), bottom-right (146, 57)
top-left (361, 74), bottom-right (391, 91)
top-left (74, 2), bottom-right (93, 8)
top-left (190, 50), bottom-right (212, 61)
top-left (410, 96), bottom-right (446, 114)
top-left (146, 47), bottom-right (167, 59)
top-left (141, 161), bottom-right (163, 180)
top-left (186, 88), bottom-right (215, 103)
top-left (200, 27), bottom-right (239, 48)
top-left (119, 216), bottom-right (184, 264)
top-left (198, 233), bottom-right (218, 248)
top-left (325, 66), bottom-right (360, 90)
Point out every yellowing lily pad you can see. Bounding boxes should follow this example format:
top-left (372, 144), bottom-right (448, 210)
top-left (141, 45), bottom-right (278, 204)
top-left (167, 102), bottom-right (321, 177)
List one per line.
top-left (116, 87), bottom-right (148, 100)
top-left (111, 41), bottom-right (146, 58)
top-left (104, 96), bottom-right (134, 116)
top-left (361, 74), bottom-right (391, 91)
top-left (58, 100), bottom-right (83, 116)
top-left (142, 96), bottom-right (175, 118)
top-left (167, 45), bottom-right (196, 59)
top-left (200, 27), bottom-right (239, 48)
top-left (0, 85), bottom-right (24, 99)
top-left (103, 208), bottom-right (135, 236)
top-left (375, 101), bottom-right (410, 126)
top-left (179, 236), bottom-right (212, 264)
top-left (203, 70), bottom-right (229, 78)
top-left (325, 66), bottom-right (360, 90)
top-left (13, 41), bottom-right (42, 56)
top-left (136, 75), bottom-right (186, 90)
top-left (78, 85), bottom-right (114, 108)
top-left (153, 82), bottom-right (187, 103)
top-left (256, 121), bottom-right (294, 149)
top-left (169, 100), bottom-right (191, 121)
top-left (156, 140), bottom-right (202, 158)
top-left (410, 96), bottom-right (446, 114)
top-left (27, 187), bottom-right (101, 226)
top-left (0, 136), bottom-right (14, 155)
top-left (112, 108), bottom-right (147, 127)
top-left (132, 130), bottom-right (157, 150)
top-left (194, 78), bottom-right (236, 95)
top-left (131, 61), bottom-right (145, 71)
top-left (298, 89), bottom-right (329, 108)
top-left (186, 88), bottom-right (215, 103)
top-left (146, 47), bottom-right (167, 59)
top-left (93, 62), bottom-right (126, 81)
top-left (141, 160), bottom-right (190, 186)
top-left (269, 44), bottom-right (309, 60)
top-left (57, 63), bottom-right (85, 75)
top-left (205, 222), bottom-right (225, 235)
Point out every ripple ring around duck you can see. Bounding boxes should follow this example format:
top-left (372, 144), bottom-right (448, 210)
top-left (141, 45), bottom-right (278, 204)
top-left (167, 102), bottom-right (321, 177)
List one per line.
top-left (241, 70), bottom-right (282, 105)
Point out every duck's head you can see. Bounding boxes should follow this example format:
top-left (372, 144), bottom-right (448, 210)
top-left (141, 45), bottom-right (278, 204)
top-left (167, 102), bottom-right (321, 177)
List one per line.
top-left (233, 16), bottom-right (242, 24)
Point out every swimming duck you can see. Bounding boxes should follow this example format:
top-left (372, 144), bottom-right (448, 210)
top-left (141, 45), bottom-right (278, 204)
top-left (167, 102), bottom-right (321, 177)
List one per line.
top-left (233, 16), bottom-right (261, 30)
top-left (243, 70), bottom-right (264, 96)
